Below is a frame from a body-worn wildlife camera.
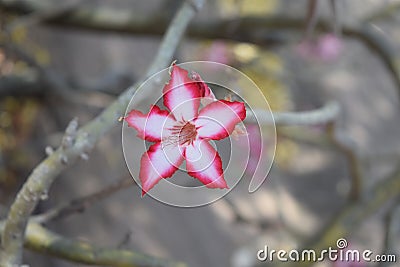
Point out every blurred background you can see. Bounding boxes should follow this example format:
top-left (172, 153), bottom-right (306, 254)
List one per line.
top-left (0, 0), bottom-right (400, 266)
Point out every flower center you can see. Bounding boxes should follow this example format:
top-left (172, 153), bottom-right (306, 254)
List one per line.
top-left (167, 121), bottom-right (197, 146)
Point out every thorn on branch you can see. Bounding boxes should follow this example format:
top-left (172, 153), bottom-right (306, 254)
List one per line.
top-left (39, 191), bottom-right (49, 201)
top-left (80, 153), bottom-right (89, 161)
top-left (61, 117), bottom-right (78, 149)
top-left (117, 230), bottom-right (132, 249)
top-left (59, 154), bottom-right (68, 165)
top-left (45, 146), bottom-right (54, 156)
top-left (188, 0), bottom-right (204, 12)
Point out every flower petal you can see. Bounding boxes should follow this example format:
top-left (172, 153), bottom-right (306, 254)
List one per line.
top-left (195, 100), bottom-right (246, 140)
top-left (190, 71), bottom-right (217, 106)
top-left (185, 139), bottom-right (228, 189)
top-left (163, 65), bottom-right (201, 122)
top-left (125, 105), bottom-right (175, 142)
top-left (139, 142), bottom-right (184, 196)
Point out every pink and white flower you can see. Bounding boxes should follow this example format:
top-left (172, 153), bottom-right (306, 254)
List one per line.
top-left (125, 64), bottom-right (246, 195)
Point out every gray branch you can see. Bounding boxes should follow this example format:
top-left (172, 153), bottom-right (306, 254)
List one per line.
top-left (246, 101), bottom-right (340, 126)
top-left (0, 221), bottom-right (186, 267)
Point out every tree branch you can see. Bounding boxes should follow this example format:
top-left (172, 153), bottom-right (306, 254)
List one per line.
top-left (0, 0), bottom-right (205, 265)
top-left (0, 40), bottom-right (114, 107)
top-left (246, 101), bottom-right (340, 126)
top-left (5, 0), bottom-right (80, 31)
top-left (3, 2), bottom-right (399, 99)
top-left (379, 198), bottom-right (400, 267)
top-left (33, 176), bottom-right (134, 223)
top-left (0, 221), bottom-right (186, 267)
top-left (363, 1), bottom-right (400, 22)
top-left (327, 122), bottom-right (362, 201)
top-left (0, 0), bottom-right (167, 35)
top-left (305, 0), bottom-right (320, 38)
top-left (0, 73), bottom-right (42, 96)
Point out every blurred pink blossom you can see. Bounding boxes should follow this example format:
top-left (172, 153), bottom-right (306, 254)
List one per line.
top-left (296, 34), bottom-right (343, 62)
top-left (237, 123), bottom-right (262, 176)
top-left (203, 41), bottom-right (232, 65)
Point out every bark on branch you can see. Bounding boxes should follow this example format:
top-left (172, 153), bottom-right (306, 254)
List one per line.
top-left (246, 101), bottom-right (340, 126)
top-left (0, 221), bottom-right (186, 267)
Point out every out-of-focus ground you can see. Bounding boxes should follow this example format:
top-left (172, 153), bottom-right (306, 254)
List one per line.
top-left (1, 0), bottom-right (400, 266)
